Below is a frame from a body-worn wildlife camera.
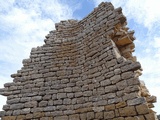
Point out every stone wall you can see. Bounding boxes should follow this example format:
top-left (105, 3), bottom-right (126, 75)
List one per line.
top-left (0, 2), bottom-right (158, 120)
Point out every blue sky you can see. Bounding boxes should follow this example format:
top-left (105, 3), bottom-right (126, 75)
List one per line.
top-left (0, 0), bottom-right (160, 114)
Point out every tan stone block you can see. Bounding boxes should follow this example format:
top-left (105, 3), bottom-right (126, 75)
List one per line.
top-left (80, 113), bottom-right (87, 120)
top-left (148, 103), bottom-right (154, 108)
top-left (26, 113), bottom-right (33, 119)
top-left (104, 104), bottom-right (115, 111)
top-left (33, 112), bottom-right (44, 118)
top-left (116, 35), bottom-right (132, 46)
top-left (125, 116), bottom-right (142, 120)
top-left (75, 107), bottom-right (92, 113)
top-left (119, 106), bottom-right (137, 117)
top-left (92, 106), bottom-right (104, 112)
top-left (104, 111), bottom-right (115, 119)
top-left (40, 117), bottom-right (54, 120)
top-left (69, 114), bottom-right (79, 120)
top-left (138, 115), bottom-right (145, 120)
top-left (146, 95), bottom-right (157, 103)
top-left (145, 112), bottom-right (158, 120)
top-left (115, 109), bottom-right (120, 117)
top-left (113, 117), bottom-right (125, 120)
top-left (54, 115), bottom-right (68, 120)
top-left (136, 104), bottom-right (149, 114)
top-left (95, 112), bottom-right (103, 119)
top-left (16, 115), bottom-right (25, 120)
top-left (2, 116), bottom-right (16, 120)
top-left (116, 101), bottom-right (127, 108)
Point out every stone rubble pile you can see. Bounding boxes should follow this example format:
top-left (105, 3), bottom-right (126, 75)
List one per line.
top-left (0, 2), bottom-right (158, 120)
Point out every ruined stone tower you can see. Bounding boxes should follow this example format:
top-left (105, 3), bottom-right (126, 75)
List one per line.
top-left (0, 2), bottom-right (158, 120)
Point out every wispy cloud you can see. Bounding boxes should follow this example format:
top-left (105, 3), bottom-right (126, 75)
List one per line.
top-left (0, 0), bottom-right (80, 110)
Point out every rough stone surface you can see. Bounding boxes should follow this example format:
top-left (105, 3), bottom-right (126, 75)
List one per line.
top-left (0, 2), bottom-right (158, 120)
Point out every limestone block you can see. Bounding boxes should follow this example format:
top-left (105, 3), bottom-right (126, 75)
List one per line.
top-left (87, 112), bottom-right (94, 120)
top-left (57, 93), bottom-right (66, 99)
top-left (105, 85), bottom-right (117, 93)
top-left (136, 104), bottom-right (149, 114)
top-left (108, 97), bottom-right (122, 104)
top-left (12, 110), bottom-right (21, 115)
top-left (100, 79), bottom-right (111, 86)
top-left (107, 59), bottom-right (117, 68)
top-left (24, 101), bottom-right (37, 108)
top-left (95, 112), bottom-right (103, 119)
top-left (104, 104), bottom-right (115, 111)
top-left (39, 101), bottom-right (48, 107)
top-left (104, 111), bottom-right (115, 119)
top-left (54, 100), bottom-right (62, 105)
top-left (2, 116), bottom-right (16, 120)
top-left (113, 117), bottom-right (125, 120)
top-left (10, 103), bottom-right (24, 110)
top-left (21, 108), bottom-right (30, 114)
top-left (40, 117), bottom-right (53, 120)
top-left (0, 111), bottom-right (5, 117)
top-left (116, 80), bottom-right (127, 90)
top-left (119, 106), bottom-right (137, 117)
top-left (83, 91), bottom-right (92, 97)
top-left (146, 95), bottom-right (157, 103)
top-left (123, 92), bottom-right (139, 101)
top-left (80, 113), bottom-right (87, 120)
top-left (54, 115), bottom-right (68, 120)
top-left (43, 95), bottom-right (51, 100)
top-left (69, 114), bottom-right (80, 120)
top-left (127, 97), bottom-right (146, 106)
top-left (33, 112), bottom-right (44, 118)
top-left (121, 71), bottom-right (134, 80)
top-left (116, 35), bottom-right (132, 46)
top-left (44, 106), bottom-right (56, 112)
top-left (3, 105), bottom-right (10, 111)
top-left (145, 112), bottom-right (158, 120)
top-left (32, 96), bottom-right (42, 101)
top-left (26, 113), bottom-right (33, 119)
top-left (116, 101), bottom-right (127, 108)
top-left (110, 75), bottom-right (121, 84)
top-left (16, 115), bottom-right (25, 120)
top-left (63, 98), bottom-right (72, 105)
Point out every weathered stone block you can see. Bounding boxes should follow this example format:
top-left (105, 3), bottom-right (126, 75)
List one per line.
top-left (87, 112), bottom-right (94, 120)
top-left (116, 101), bottom-right (127, 108)
top-left (0, 111), bottom-right (5, 117)
top-left (116, 80), bottom-right (127, 90)
top-left (121, 71), bottom-right (134, 80)
top-left (57, 93), bottom-right (66, 99)
top-left (127, 97), bottom-right (146, 106)
top-left (110, 75), bottom-right (121, 84)
top-left (119, 106), bottom-right (137, 117)
top-left (54, 115), bottom-right (68, 120)
top-left (104, 111), bottom-right (115, 119)
top-left (39, 101), bottom-right (48, 107)
top-left (104, 104), bottom-right (115, 111)
top-left (105, 85), bottom-right (117, 93)
top-left (145, 112), bottom-right (158, 120)
top-left (24, 101), bottom-right (37, 108)
top-left (95, 112), bottom-right (103, 119)
top-left (136, 104), bottom-right (149, 114)
top-left (69, 114), bottom-right (80, 120)
top-left (80, 113), bottom-right (87, 120)
top-left (2, 116), bottom-right (16, 120)
top-left (10, 103), bottom-right (24, 110)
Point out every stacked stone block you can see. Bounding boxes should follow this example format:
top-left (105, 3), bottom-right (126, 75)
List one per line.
top-left (0, 2), bottom-right (158, 120)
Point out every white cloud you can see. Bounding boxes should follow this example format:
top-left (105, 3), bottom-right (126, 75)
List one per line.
top-left (0, 0), bottom-right (79, 111)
